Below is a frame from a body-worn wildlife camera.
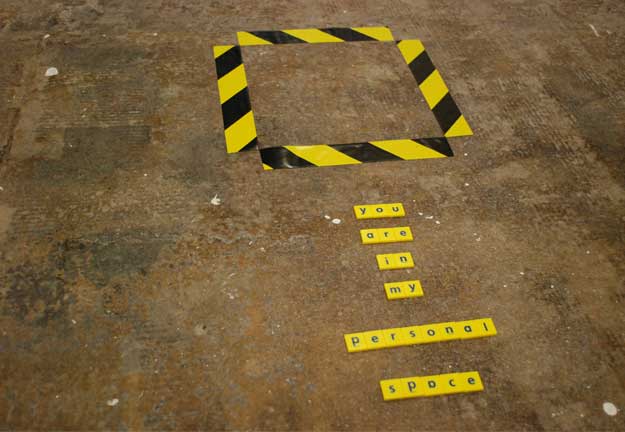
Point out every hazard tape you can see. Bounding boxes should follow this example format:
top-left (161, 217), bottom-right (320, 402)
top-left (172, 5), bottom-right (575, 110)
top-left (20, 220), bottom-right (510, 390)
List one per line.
top-left (213, 45), bottom-right (258, 153)
top-left (397, 40), bottom-right (472, 138)
top-left (211, 28), bottom-right (473, 167)
top-left (237, 27), bottom-right (394, 46)
top-left (260, 138), bottom-right (453, 170)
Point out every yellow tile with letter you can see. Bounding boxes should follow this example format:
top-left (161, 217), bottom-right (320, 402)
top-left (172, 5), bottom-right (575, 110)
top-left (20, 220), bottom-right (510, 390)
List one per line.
top-left (379, 379), bottom-right (406, 401)
top-left (376, 253), bottom-right (395, 270)
top-left (382, 328), bottom-right (406, 347)
top-left (452, 371), bottom-right (484, 393)
top-left (343, 333), bottom-right (368, 352)
top-left (359, 227), bottom-right (413, 244)
top-left (384, 280), bottom-right (423, 299)
top-left (400, 326), bottom-right (421, 345)
top-left (361, 330), bottom-right (387, 350)
top-left (395, 252), bottom-right (414, 269)
top-left (458, 318), bottom-right (497, 339)
top-left (419, 322), bottom-right (461, 344)
top-left (343, 318), bottom-right (496, 353)
top-left (354, 203), bottom-right (405, 219)
top-left (380, 371), bottom-right (484, 400)
top-left (376, 252), bottom-right (414, 270)
top-left (392, 227), bottom-right (413, 242)
top-left (360, 228), bottom-right (380, 244)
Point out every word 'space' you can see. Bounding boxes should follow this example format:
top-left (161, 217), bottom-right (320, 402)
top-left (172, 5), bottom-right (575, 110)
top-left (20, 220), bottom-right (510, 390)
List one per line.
top-left (380, 371), bottom-right (484, 400)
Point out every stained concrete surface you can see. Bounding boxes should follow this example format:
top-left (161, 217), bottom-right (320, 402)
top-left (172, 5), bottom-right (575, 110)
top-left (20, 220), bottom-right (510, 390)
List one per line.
top-left (1, 0), bottom-right (625, 430)
top-left (244, 42), bottom-right (442, 147)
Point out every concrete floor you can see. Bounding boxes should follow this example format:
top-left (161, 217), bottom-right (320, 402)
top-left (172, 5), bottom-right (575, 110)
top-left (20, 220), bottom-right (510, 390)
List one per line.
top-left (1, 0), bottom-right (624, 430)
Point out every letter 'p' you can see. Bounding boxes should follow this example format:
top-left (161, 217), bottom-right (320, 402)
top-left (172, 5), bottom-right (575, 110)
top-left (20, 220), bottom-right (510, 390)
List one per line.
top-left (344, 333), bottom-right (368, 352)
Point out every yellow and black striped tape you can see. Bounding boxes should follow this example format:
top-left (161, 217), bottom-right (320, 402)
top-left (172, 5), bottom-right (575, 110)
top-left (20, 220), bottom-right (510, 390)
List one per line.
top-left (397, 39), bottom-right (472, 138)
top-left (260, 138), bottom-right (453, 170)
top-left (213, 45), bottom-right (258, 153)
top-left (211, 29), bottom-right (473, 165)
top-left (237, 27), bottom-right (394, 46)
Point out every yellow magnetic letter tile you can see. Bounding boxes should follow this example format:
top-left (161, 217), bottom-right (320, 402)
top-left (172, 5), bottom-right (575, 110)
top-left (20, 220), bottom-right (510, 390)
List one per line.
top-left (393, 227), bottom-right (413, 242)
top-left (384, 280), bottom-right (423, 300)
top-left (400, 378), bottom-right (423, 398)
top-left (376, 252), bottom-right (414, 270)
top-left (343, 333), bottom-right (367, 352)
top-left (380, 371), bottom-right (484, 400)
top-left (344, 319), bottom-right (496, 353)
top-left (400, 326), bottom-right (421, 345)
top-left (458, 318), bottom-right (498, 340)
top-left (354, 203), bottom-right (405, 219)
top-left (377, 228), bottom-right (396, 243)
top-left (360, 228), bottom-right (380, 244)
top-left (362, 330), bottom-right (387, 350)
top-left (382, 328), bottom-right (406, 347)
top-left (394, 252), bottom-right (414, 269)
top-left (418, 322), bottom-right (461, 344)
top-left (383, 203), bottom-right (406, 217)
top-left (380, 379), bottom-right (406, 401)
top-left (376, 253), bottom-right (395, 270)
top-left (360, 227), bottom-right (413, 244)
top-left (453, 371), bottom-right (484, 392)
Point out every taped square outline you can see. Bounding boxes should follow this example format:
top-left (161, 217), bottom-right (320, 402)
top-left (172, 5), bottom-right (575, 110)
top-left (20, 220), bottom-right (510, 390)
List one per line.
top-left (212, 27), bottom-right (473, 170)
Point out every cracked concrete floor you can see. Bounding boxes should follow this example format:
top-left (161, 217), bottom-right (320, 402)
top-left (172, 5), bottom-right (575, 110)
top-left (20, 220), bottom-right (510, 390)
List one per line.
top-left (1, 0), bottom-right (625, 430)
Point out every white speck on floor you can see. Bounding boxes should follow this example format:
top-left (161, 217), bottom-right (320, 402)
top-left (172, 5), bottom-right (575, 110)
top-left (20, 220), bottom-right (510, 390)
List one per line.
top-left (588, 23), bottom-right (600, 37)
top-left (324, 215), bottom-right (331, 220)
top-left (210, 195), bottom-right (221, 206)
top-left (45, 67), bottom-right (58, 77)
top-left (107, 398), bottom-right (119, 407)
top-left (603, 401), bottom-right (618, 416)
top-left (332, 218), bottom-right (341, 224)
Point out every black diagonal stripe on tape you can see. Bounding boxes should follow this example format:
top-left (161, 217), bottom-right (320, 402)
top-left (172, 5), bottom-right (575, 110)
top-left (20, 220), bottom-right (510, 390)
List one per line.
top-left (335, 142), bottom-right (402, 162)
top-left (221, 88), bottom-right (252, 129)
top-left (408, 51), bottom-right (436, 85)
top-left (215, 46), bottom-right (242, 79)
top-left (260, 147), bottom-right (315, 169)
top-left (240, 137), bottom-right (258, 152)
top-left (414, 138), bottom-right (454, 157)
top-left (431, 93), bottom-right (462, 133)
top-left (249, 31), bottom-right (306, 44)
top-left (321, 28), bottom-right (377, 42)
